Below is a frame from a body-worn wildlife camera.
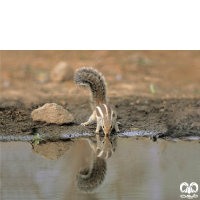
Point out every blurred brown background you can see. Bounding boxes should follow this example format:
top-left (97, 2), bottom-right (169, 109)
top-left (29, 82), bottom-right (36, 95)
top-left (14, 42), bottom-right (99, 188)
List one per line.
top-left (1, 50), bottom-right (200, 106)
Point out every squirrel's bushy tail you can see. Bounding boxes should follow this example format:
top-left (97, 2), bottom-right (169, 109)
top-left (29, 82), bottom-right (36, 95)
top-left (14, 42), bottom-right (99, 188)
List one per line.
top-left (76, 156), bottom-right (106, 194)
top-left (74, 67), bottom-right (107, 109)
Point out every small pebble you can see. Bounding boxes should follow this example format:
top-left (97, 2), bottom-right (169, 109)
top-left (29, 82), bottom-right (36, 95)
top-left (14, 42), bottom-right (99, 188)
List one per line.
top-left (136, 99), bottom-right (141, 104)
top-left (4, 82), bottom-right (10, 87)
top-left (116, 75), bottom-right (122, 81)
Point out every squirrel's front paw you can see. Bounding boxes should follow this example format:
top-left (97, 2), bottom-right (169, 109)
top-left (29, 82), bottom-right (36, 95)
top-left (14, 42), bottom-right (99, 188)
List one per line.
top-left (115, 128), bottom-right (120, 133)
top-left (81, 121), bottom-right (91, 126)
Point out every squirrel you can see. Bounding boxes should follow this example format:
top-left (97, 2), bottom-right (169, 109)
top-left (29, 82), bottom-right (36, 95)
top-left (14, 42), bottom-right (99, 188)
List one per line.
top-left (76, 135), bottom-right (117, 193)
top-left (76, 155), bottom-right (106, 194)
top-left (87, 134), bottom-right (117, 159)
top-left (74, 67), bottom-right (120, 136)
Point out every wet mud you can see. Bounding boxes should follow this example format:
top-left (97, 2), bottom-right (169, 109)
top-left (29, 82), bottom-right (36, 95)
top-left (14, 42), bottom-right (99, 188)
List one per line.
top-left (0, 96), bottom-right (200, 141)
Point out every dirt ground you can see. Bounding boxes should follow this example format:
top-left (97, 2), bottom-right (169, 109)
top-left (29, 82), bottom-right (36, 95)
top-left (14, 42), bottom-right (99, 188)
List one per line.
top-left (0, 51), bottom-right (200, 141)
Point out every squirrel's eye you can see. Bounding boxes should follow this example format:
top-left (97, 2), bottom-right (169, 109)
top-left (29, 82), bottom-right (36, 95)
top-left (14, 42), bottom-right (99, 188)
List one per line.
top-left (103, 126), bottom-right (104, 129)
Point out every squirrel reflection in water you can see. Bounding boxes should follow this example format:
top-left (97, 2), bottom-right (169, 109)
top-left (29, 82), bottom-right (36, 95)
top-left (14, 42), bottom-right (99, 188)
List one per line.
top-left (76, 134), bottom-right (117, 194)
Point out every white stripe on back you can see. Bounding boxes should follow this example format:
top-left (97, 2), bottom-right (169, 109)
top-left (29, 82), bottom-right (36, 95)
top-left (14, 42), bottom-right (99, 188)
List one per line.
top-left (96, 106), bottom-right (104, 118)
top-left (105, 152), bottom-right (109, 159)
top-left (103, 104), bottom-right (108, 117)
top-left (98, 150), bottom-right (104, 157)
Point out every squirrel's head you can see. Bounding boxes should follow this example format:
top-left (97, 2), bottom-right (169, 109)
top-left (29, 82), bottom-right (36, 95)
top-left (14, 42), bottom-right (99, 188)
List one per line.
top-left (96, 136), bottom-right (113, 159)
top-left (86, 135), bottom-right (117, 160)
top-left (102, 117), bottom-right (113, 136)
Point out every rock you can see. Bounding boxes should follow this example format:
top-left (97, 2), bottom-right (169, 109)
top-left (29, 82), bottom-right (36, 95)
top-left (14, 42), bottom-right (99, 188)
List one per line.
top-left (32, 141), bottom-right (73, 160)
top-left (31, 103), bottom-right (74, 124)
top-left (50, 61), bottom-right (74, 82)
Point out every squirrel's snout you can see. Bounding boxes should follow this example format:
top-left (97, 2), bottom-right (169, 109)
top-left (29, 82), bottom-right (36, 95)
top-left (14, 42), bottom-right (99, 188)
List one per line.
top-left (104, 129), bottom-right (110, 136)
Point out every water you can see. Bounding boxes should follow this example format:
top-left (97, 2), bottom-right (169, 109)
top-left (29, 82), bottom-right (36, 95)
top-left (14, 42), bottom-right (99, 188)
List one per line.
top-left (0, 137), bottom-right (200, 200)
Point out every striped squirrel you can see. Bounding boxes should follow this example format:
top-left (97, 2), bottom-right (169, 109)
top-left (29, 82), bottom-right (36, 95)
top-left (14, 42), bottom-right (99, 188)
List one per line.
top-left (74, 67), bottom-right (120, 136)
top-left (76, 135), bottom-right (117, 193)
top-left (87, 134), bottom-right (117, 159)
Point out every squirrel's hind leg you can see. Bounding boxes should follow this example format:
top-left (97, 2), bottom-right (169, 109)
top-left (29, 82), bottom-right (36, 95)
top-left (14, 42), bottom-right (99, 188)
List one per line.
top-left (81, 111), bottom-right (96, 126)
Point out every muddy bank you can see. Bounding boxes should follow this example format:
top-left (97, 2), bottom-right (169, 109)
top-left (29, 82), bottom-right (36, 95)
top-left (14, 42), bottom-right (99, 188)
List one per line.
top-left (0, 96), bottom-right (200, 141)
top-left (1, 50), bottom-right (200, 142)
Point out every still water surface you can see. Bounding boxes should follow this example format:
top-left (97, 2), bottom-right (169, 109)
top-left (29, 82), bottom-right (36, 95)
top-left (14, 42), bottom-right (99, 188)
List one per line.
top-left (1, 137), bottom-right (200, 200)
